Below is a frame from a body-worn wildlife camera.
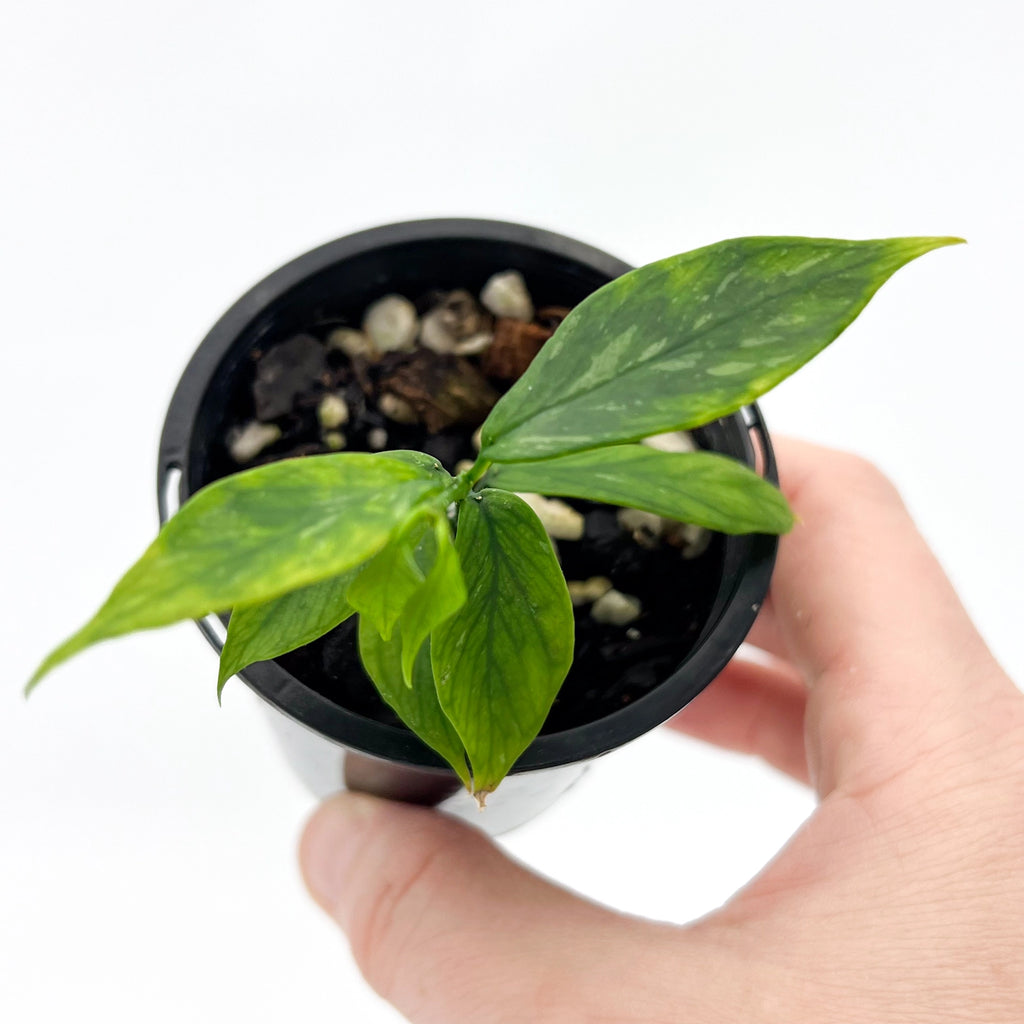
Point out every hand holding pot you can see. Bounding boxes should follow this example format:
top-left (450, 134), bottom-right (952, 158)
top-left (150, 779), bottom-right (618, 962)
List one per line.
top-left (299, 438), bottom-right (1024, 1023)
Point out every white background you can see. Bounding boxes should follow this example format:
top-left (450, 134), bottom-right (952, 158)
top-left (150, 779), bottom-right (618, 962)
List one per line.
top-left (2, 2), bottom-right (1021, 1021)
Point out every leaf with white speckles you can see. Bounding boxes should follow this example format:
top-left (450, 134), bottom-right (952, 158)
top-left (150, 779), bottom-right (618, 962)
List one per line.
top-left (480, 236), bottom-right (962, 461)
top-left (487, 446), bottom-right (794, 534)
top-left (27, 453), bottom-right (450, 692)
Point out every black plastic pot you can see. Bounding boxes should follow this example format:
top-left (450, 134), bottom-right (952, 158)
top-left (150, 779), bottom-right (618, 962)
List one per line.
top-left (158, 219), bottom-right (779, 834)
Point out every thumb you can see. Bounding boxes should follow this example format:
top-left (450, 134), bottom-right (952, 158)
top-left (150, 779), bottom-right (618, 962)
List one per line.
top-left (299, 793), bottom-right (723, 1023)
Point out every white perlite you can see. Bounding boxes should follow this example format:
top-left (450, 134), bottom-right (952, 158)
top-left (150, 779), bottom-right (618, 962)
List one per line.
top-left (317, 393), bottom-right (349, 429)
top-left (591, 589), bottom-right (642, 626)
top-left (367, 427), bottom-right (389, 450)
top-left (667, 522), bottom-right (712, 559)
top-left (326, 327), bottom-right (377, 361)
top-left (567, 576), bottom-right (612, 607)
top-left (641, 431), bottom-right (697, 454)
top-left (516, 493), bottom-right (585, 541)
top-left (228, 421), bottom-right (281, 463)
top-left (480, 270), bottom-right (534, 322)
top-left (420, 308), bottom-right (494, 356)
top-left (452, 331), bottom-right (493, 356)
top-left (617, 506), bottom-right (712, 558)
top-left (617, 507), bottom-right (663, 549)
top-left (379, 393), bottom-right (418, 424)
top-left (323, 430), bottom-right (347, 450)
top-left (454, 459), bottom-right (475, 475)
top-left (418, 307), bottom-right (458, 353)
top-left (362, 295), bottom-right (419, 352)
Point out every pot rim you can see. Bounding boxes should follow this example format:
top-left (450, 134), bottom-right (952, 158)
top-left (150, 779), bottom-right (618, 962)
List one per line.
top-left (158, 217), bottom-right (778, 775)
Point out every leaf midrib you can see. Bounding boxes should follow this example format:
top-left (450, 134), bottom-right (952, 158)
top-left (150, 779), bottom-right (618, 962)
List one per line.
top-left (460, 500), bottom-right (563, 737)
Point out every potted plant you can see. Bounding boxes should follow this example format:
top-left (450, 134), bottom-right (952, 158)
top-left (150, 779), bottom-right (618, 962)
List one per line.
top-left (27, 219), bottom-right (960, 833)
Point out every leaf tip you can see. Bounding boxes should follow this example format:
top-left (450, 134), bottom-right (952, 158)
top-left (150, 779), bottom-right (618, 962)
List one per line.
top-left (216, 660), bottom-right (235, 703)
top-left (23, 668), bottom-right (44, 699)
top-left (777, 502), bottom-right (797, 534)
top-left (23, 638), bottom-right (77, 698)
top-left (901, 235), bottom-right (966, 258)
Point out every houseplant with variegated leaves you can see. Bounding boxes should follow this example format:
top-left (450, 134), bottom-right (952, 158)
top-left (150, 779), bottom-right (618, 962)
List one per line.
top-left (28, 233), bottom-right (961, 804)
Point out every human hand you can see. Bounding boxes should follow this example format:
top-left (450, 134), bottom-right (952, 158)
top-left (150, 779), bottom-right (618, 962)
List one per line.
top-left (298, 438), bottom-right (1024, 1023)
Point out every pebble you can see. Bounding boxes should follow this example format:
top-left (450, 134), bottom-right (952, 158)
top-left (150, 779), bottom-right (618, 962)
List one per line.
top-left (323, 430), bottom-right (347, 451)
top-left (418, 307), bottom-right (459, 353)
top-left (362, 295), bottom-right (419, 353)
top-left (326, 327), bottom-right (378, 361)
top-left (591, 589), bottom-right (643, 626)
top-left (317, 393), bottom-right (349, 429)
top-left (517, 492), bottom-right (585, 541)
top-left (617, 504), bottom-right (712, 559)
top-left (642, 431), bottom-right (697, 454)
top-left (480, 270), bottom-right (534, 322)
top-left (419, 290), bottom-right (493, 354)
top-left (367, 427), bottom-right (389, 450)
top-left (253, 333), bottom-right (326, 420)
top-left (440, 289), bottom-right (490, 337)
top-left (378, 393), bottom-right (418, 424)
top-left (617, 507), bottom-right (663, 549)
top-left (375, 348), bottom-right (498, 432)
top-left (228, 421), bottom-right (282, 463)
top-left (665, 521), bottom-right (712, 559)
top-left (567, 576), bottom-right (613, 607)
top-left (452, 331), bottom-right (494, 356)
top-left (482, 318), bottom-right (550, 380)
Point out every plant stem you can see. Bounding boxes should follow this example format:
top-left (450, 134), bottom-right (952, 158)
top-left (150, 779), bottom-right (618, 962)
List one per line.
top-left (466, 457), bottom-right (492, 489)
top-left (441, 457), bottom-right (493, 508)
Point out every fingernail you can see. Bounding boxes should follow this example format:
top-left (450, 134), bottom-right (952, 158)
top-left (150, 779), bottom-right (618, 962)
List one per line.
top-left (300, 791), bottom-right (381, 911)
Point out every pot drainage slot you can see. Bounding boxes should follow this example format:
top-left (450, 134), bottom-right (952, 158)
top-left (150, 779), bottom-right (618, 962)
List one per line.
top-left (159, 463), bottom-right (226, 651)
top-left (160, 464), bottom-right (182, 521)
top-left (201, 614), bottom-right (227, 651)
top-left (740, 406), bottom-right (768, 479)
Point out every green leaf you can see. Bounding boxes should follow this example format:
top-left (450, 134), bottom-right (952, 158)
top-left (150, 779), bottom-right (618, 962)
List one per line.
top-left (431, 489), bottom-right (574, 796)
top-left (27, 453), bottom-right (448, 692)
top-left (379, 449), bottom-right (452, 479)
top-left (486, 446), bottom-right (794, 534)
top-left (481, 236), bottom-right (962, 461)
top-left (358, 618), bottom-right (471, 790)
top-left (217, 569), bottom-right (359, 699)
top-left (346, 515), bottom-right (432, 641)
top-left (399, 516), bottom-right (467, 686)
